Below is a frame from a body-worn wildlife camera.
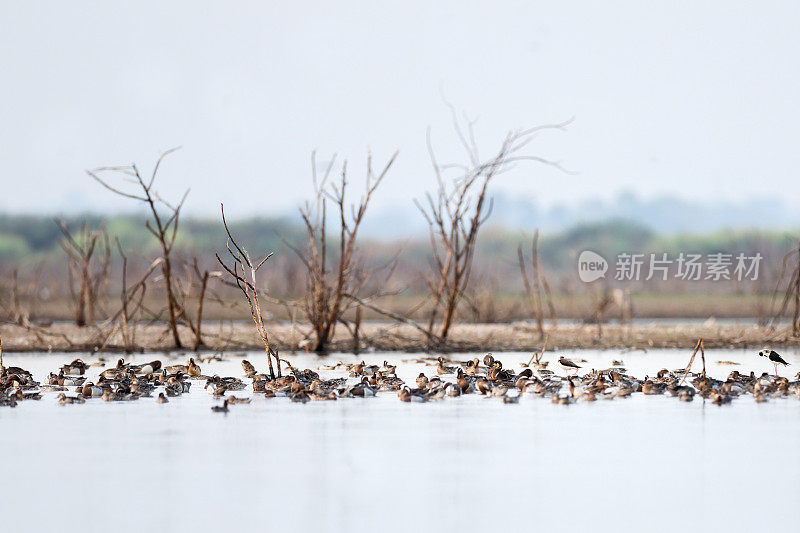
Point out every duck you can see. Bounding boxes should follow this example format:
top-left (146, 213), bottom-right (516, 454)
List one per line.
top-left (79, 381), bottom-right (105, 398)
top-left (211, 400), bottom-right (229, 413)
top-left (398, 387), bottom-right (412, 402)
top-left (475, 378), bottom-right (492, 395)
top-left (346, 361), bottom-right (365, 376)
top-left (551, 393), bottom-right (571, 405)
top-left (242, 360), bottom-right (257, 377)
top-left (100, 363), bottom-right (126, 379)
top-left (642, 380), bottom-right (665, 395)
top-left (60, 359), bottom-right (89, 375)
top-left (290, 389), bottom-right (310, 403)
top-left (379, 361), bottom-right (397, 374)
top-left (678, 388), bottom-right (695, 402)
top-left (488, 361), bottom-right (512, 381)
top-left (156, 393), bottom-right (169, 404)
top-left (131, 360), bottom-right (162, 375)
top-left (518, 368), bottom-right (533, 379)
top-left (457, 371), bottom-right (473, 394)
top-left (226, 395), bottom-right (251, 405)
top-left (48, 370), bottom-right (85, 387)
top-left (164, 362), bottom-right (189, 374)
top-left (2, 366), bottom-right (32, 378)
top-left (187, 358), bottom-right (201, 378)
top-left (397, 386), bottom-right (425, 403)
top-left (436, 357), bottom-right (456, 375)
top-left (57, 393), bottom-right (85, 405)
top-left (165, 382), bottom-right (184, 397)
top-left (578, 391), bottom-right (597, 402)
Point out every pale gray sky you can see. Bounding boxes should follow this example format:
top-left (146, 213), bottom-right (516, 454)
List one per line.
top-left (1, 1), bottom-right (798, 218)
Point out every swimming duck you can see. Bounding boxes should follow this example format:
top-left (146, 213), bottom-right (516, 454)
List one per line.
top-left (187, 358), bottom-right (201, 378)
top-left (48, 370), bottom-right (86, 387)
top-left (131, 360), bottom-right (162, 375)
top-left (211, 399), bottom-right (229, 413)
top-left (551, 393), bottom-right (571, 405)
top-left (57, 393), bottom-right (85, 405)
top-left (457, 371), bottom-right (473, 393)
top-left (578, 391), bottom-right (597, 402)
top-left (379, 361), bottom-right (396, 374)
top-left (436, 357), bottom-right (456, 375)
top-left (346, 361), bottom-right (365, 376)
top-left (642, 380), bottom-right (665, 395)
top-left (60, 359), bottom-right (89, 375)
top-left (465, 358), bottom-right (480, 376)
top-left (164, 362), bottom-right (189, 374)
top-left (475, 378), bottom-right (492, 395)
top-left (226, 395), bottom-right (251, 404)
top-left (678, 388), bottom-right (694, 402)
top-left (165, 381), bottom-right (184, 397)
top-left (80, 381), bottom-right (105, 398)
top-left (488, 361), bottom-right (512, 382)
top-left (398, 387), bottom-right (412, 402)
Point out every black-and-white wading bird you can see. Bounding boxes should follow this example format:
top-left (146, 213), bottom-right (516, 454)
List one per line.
top-left (558, 356), bottom-right (581, 375)
top-left (759, 349), bottom-right (790, 377)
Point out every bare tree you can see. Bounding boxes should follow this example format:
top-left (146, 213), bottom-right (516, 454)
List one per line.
top-left (518, 229), bottom-right (557, 339)
top-left (216, 204), bottom-right (281, 378)
top-left (290, 151), bottom-right (398, 353)
top-left (114, 239), bottom-right (162, 352)
top-left (87, 148), bottom-right (190, 348)
top-left (55, 220), bottom-right (110, 327)
top-left (417, 111), bottom-right (570, 342)
top-left (769, 239), bottom-right (800, 336)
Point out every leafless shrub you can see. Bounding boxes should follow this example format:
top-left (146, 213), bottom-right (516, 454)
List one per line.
top-left (464, 276), bottom-right (500, 323)
top-left (417, 110), bottom-right (570, 342)
top-left (113, 239), bottom-right (162, 352)
top-left (769, 240), bottom-right (800, 335)
top-left (290, 151), bottom-right (398, 353)
top-left (87, 148), bottom-right (193, 348)
top-left (55, 220), bottom-right (110, 326)
top-left (518, 229), bottom-right (557, 339)
top-left (216, 204), bottom-right (281, 378)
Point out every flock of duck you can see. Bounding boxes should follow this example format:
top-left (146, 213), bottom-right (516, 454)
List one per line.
top-left (0, 350), bottom-right (797, 411)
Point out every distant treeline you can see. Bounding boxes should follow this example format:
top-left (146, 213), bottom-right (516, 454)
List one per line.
top-left (0, 213), bottom-right (304, 261)
top-left (1, 212), bottom-right (797, 277)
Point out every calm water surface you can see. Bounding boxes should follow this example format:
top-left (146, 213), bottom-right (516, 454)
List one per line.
top-left (1, 348), bottom-right (798, 532)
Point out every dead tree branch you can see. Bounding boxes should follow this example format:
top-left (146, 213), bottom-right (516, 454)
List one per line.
top-left (216, 204), bottom-right (281, 378)
top-left (417, 112), bottom-right (570, 342)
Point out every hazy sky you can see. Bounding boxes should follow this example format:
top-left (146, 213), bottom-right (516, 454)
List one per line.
top-left (1, 1), bottom-right (799, 218)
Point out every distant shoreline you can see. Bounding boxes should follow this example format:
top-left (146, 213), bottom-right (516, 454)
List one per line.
top-left (2, 322), bottom-right (798, 354)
